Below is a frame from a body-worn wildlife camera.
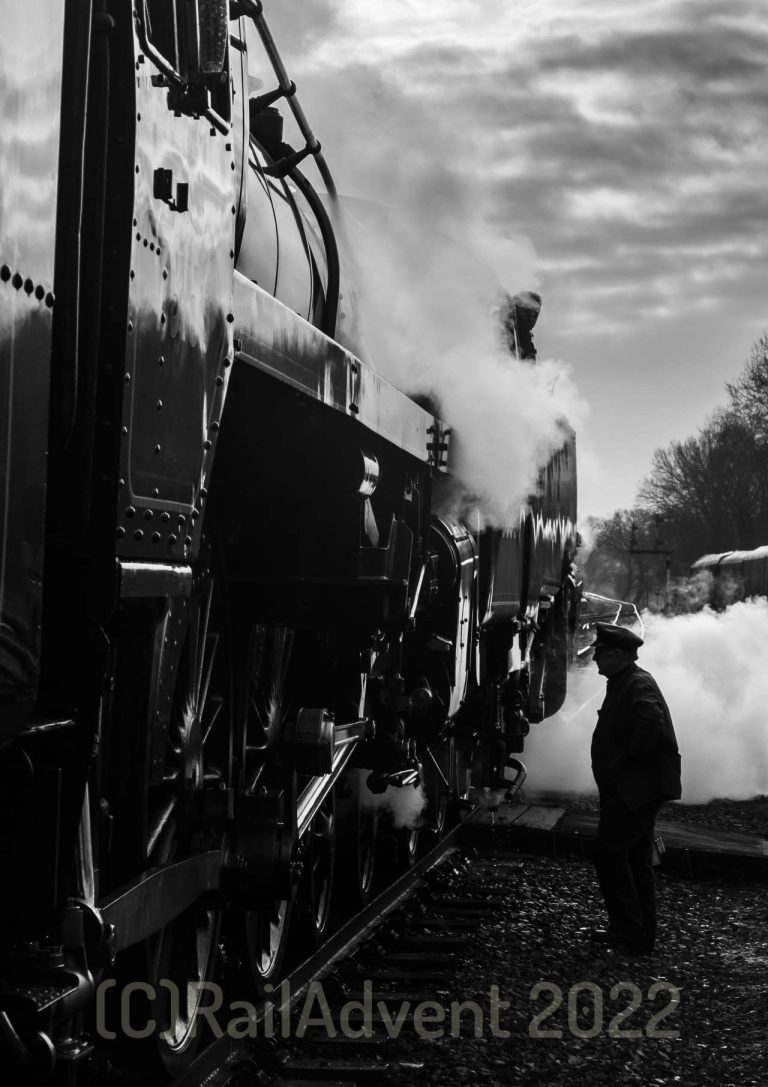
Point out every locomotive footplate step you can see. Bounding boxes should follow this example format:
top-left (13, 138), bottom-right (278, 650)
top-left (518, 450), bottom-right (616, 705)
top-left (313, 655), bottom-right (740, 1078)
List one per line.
top-left (0, 968), bottom-right (82, 1017)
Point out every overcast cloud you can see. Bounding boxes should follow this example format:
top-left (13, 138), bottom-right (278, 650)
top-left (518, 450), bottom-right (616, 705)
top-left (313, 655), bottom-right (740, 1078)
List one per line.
top-left (262, 0), bottom-right (768, 517)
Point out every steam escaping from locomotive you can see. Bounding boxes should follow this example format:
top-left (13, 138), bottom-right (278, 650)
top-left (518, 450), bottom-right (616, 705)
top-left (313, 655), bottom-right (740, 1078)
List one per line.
top-left (360, 773), bottom-right (428, 829)
top-left (525, 598), bottom-right (768, 804)
top-left (268, 32), bottom-right (589, 530)
top-left (333, 202), bottom-right (588, 529)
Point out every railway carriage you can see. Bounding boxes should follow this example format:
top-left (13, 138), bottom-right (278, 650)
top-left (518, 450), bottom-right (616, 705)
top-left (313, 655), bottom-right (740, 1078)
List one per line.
top-left (0, 2), bottom-right (578, 1080)
top-left (691, 546), bottom-right (768, 603)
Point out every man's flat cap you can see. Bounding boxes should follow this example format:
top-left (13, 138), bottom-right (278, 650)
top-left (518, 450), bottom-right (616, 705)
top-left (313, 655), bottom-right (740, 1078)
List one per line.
top-left (592, 623), bottom-right (644, 651)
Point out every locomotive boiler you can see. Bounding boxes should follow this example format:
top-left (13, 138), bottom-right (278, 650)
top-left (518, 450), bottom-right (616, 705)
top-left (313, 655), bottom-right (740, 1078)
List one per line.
top-left (0, 1), bottom-right (578, 1080)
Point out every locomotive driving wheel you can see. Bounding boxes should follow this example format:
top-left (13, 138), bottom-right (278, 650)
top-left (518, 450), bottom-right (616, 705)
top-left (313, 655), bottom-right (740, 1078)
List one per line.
top-left (378, 789), bottom-right (420, 878)
top-left (127, 542), bottom-right (232, 1077)
top-left (237, 623), bottom-right (296, 994)
top-left (334, 769), bottom-right (378, 911)
top-left (419, 738), bottom-right (451, 850)
top-left (294, 788), bottom-right (336, 952)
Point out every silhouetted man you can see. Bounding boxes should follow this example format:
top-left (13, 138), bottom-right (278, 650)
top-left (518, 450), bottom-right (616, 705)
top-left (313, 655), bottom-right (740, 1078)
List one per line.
top-left (590, 623), bottom-right (682, 954)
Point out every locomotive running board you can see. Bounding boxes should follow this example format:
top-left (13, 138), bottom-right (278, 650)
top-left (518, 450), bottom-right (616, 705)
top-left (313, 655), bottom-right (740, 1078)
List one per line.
top-left (233, 272), bottom-right (445, 469)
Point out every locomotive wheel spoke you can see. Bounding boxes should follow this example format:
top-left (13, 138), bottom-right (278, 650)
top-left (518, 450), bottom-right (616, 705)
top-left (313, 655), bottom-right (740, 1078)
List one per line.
top-left (116, 539), bottom-right (232, 1078)
top-left (202, 695), bottom-right (223, 747)
top-left (334, 769), bottom-right (378, 911)
top-left (199, 633), bottom-right (219, 725)
top-left (295, 789), bottom-right (336, 951)
top-left (146, 794), bottom-right (178, 864)
top-left (237, 624), bottom-right (296, 994)
top-left (248, 899), bottom-right (291, 980)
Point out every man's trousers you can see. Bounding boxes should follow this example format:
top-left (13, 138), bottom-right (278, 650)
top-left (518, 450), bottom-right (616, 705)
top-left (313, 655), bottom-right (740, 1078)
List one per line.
top-left (594, 795), bottom-right (659, 951)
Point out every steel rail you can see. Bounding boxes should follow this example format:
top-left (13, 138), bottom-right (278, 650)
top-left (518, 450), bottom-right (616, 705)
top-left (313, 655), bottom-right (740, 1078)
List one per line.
top-left (175, 806), bottom-right (482, 1086)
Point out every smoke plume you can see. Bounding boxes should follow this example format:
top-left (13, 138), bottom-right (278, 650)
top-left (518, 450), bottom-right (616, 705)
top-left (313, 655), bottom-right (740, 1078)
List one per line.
top-left (524, 599), bottom-right (768, 804)
top-left (257, 18), bottom-right (588, 529)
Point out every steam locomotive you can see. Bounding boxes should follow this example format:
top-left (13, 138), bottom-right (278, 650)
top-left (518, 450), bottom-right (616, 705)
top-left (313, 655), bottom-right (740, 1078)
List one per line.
top-left (0, 1), bottom-right (578, 1080)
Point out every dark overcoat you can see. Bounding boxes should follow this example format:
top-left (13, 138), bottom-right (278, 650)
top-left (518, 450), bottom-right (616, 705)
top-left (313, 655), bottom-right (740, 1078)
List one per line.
top-left (591, 663), bottom-right (682, 810)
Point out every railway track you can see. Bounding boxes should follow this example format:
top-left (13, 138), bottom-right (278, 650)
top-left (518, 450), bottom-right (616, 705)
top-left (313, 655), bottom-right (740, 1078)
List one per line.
top-left (159, 806), bottom-right (492, 1087)
top-left (62, 798), bottom-right (768, 1087)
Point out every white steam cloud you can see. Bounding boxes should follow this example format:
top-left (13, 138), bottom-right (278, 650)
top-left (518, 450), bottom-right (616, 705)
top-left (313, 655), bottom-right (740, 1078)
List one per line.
top-left (524, 599), bottom-right (768, 804)
top-left (361, 776), bottom-right (427, 830)
top-left (264, 33), bottom-right (589, 528)
top-left (332, 190), bottom-right (587, 529)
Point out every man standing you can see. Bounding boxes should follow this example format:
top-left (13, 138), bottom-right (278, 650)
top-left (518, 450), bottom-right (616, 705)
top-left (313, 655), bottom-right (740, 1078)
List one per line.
top-left (590, 623), bottom-right (682, 954)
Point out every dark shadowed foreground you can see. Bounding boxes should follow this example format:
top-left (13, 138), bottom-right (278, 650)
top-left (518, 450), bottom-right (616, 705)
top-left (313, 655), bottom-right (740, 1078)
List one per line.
top-left (380, 812), bottom-right (766, 1087)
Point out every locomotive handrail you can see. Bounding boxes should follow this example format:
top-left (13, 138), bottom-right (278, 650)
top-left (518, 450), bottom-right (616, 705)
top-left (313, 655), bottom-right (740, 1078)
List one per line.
top-left (280, 158), bottom-right (341, 337)
top-left (231, 0), bottom-right (338, 199)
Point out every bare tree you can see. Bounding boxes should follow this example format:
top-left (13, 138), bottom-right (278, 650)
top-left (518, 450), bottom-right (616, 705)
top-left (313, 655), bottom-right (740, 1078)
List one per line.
top-left (584, 509), bottom-right (668, 606)
top-left (726, 333), bottom-right (768, 444)
top-left (639, 409), bottom-right (768, 560)
top-left (587, 334), bottom-right (768, 606)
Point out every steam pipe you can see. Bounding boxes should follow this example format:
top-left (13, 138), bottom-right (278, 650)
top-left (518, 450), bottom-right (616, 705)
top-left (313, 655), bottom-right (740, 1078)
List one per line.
top-left (503, 756), bottom-right (527, 799)
top-left (285, 164), bottom-right (340, 337)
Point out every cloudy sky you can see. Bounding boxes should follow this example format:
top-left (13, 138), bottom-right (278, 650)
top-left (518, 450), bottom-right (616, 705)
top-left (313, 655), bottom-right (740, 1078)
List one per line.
top-left (263, 0), bottom-right (767, 520)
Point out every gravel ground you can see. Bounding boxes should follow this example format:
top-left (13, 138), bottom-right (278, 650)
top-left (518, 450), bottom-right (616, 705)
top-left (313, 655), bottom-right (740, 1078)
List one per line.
top-left (384, 826), bottom-right (768, 1087)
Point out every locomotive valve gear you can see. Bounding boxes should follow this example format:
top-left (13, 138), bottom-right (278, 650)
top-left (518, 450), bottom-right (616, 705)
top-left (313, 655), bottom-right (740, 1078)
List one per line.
top-left (589, 623), bottom-right (682, 955)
